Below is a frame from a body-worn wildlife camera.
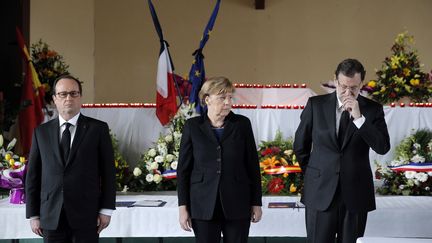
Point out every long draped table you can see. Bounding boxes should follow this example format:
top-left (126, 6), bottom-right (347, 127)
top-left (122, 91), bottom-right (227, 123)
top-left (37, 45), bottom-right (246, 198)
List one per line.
top-left (81, 107), bottom-right (432, 172)
top-left (1, 194), bottom-right (432, 239)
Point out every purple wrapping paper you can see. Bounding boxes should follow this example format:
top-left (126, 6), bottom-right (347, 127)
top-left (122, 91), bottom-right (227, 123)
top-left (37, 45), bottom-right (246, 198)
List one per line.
top-left (0, 165), bottom-right (26, 204)
top-left (9, 188), bottom-right (25, 204)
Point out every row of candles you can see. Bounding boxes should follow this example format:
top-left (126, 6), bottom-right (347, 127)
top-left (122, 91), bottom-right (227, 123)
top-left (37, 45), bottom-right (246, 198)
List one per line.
top-left (81, 103), bottom-right (304, 109)
top-left (82, 103), bottom-right (432, 109)
top-left (233, 83), bottom-right (307, 88)
top-left (389, 102), bottom-right (432, 107)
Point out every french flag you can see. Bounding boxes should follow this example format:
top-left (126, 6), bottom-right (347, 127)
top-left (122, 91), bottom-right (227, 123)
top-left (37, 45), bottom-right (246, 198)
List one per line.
top-left (156, 42), bottom-right (178, 125)
top-left (148, 0), bottom-right (178, 125)
top-left (390, 162), bottom-right (432, 172)
top-left (162, 170), bottom-right (177, 179)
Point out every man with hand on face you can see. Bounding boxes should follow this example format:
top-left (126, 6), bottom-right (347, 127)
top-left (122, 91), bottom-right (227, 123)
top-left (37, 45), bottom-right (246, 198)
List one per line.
top-left (294, 59), bottom-right (390, 243)
top-left (26, 74), bottom-right (116, 242)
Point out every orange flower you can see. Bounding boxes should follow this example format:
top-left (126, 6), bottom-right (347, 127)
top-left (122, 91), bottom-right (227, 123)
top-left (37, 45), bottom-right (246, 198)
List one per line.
top-left (260, 156), bottom-right (281, 168)
top-left (47, 50), bottom-right (57, 57)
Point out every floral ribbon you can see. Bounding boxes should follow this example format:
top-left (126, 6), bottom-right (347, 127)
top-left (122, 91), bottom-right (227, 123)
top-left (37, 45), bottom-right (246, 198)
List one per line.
top-left (264, 166), bottom-right (301, 175)
top-left (389, 162), bottom-right (432, 172)
top-left (162, 170), bottom-right (177, 179)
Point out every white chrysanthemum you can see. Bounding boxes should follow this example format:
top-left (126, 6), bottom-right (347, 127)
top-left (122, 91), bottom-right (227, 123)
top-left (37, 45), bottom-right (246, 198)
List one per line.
top-left (174, 151), bottom-right (179, 157)
top-left (171, 161), bottom-right (178, 170)
top-left (165, 154), bottom-right (175, 162)
top-left (427, 140), bottom-right (432, 151)
top-left (415, 172), bottom-right (428, 183)
top-left (165, 135), bottom-right (173, 143)
top-left (425, 187), bottom-right (430, 191)
top-left (153, 174), bottom-right (162, 183)
top-left (411, 154), bottom-right (425, 163)
top-left (173, 131), bottom-right (182, 141)
top-left (428, 172), bottom-right (432, 177)
top-left (0, 134), bottom-right (3, 147)
top-left (145, 163), bottom-right (152, 171)
top-left (122, 185), bottom-right (129, 192)
top-left (146, 174), bottom-right (154, 182)
top-left (155, 155), bottom-right (164, 163)
top-left (399, 185), bottom-right (405, 190)
top-left (133, 167), bottom-right (142, 177)
top-left (404, 171), bottom-right (416, 179)
top-left (157, 143), bottom-right (168, 156)
top-left (150, 162), bottom-right (159, 170)
top-left (148, 148), bottom-right (157, 157)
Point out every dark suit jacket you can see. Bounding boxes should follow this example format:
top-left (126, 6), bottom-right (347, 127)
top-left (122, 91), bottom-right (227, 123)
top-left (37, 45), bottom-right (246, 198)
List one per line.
top-left (25, 114), bottom-right (116, 230)
top-left (177, 112), bottom-right (262, 220)
top-left (294, 93), bottom-right (390, 213)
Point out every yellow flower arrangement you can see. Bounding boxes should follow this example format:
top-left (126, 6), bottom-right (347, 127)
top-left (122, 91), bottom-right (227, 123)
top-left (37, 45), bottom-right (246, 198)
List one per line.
top-left (363, 32), bottom-right (432, 104)
top-left (31, 40), bottom-right (70, 103)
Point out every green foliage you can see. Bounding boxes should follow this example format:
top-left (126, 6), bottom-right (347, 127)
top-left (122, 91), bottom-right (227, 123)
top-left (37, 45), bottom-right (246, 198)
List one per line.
top-left (110, 131), bottom-right (131, 191)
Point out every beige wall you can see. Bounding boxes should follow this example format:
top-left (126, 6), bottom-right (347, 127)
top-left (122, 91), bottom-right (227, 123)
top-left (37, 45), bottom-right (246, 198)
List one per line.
top-left (30, 0), bottom-right (94, 103)
top-left (32, 0), bottom-right (432, 103)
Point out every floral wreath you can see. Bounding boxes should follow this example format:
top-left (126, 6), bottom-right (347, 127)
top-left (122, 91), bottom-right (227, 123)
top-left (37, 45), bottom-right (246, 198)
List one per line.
top-left (376, 129), bottom-right (432, 195)
top-left (258, 131), bottom-right (303, 195)
top-left (128, 104), bottom-right (197, 191)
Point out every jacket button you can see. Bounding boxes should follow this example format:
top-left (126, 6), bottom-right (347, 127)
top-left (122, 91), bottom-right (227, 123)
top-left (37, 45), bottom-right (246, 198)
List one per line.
top-left (216, 158), bottom-right (221, 162)
top-left (216, 146), bottom-right (221, 150)
top-left (216, 170), bottom-right (221, 174)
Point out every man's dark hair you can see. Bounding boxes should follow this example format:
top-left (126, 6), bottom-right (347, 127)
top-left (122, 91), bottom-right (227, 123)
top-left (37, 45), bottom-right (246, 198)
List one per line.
top-left (335, 58), bottom-right (366, 81)
top-left (52, 74), bottom-right (83, 95)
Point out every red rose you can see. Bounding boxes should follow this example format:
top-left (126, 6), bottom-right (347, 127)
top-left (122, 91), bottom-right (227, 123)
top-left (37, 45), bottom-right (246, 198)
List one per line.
top-left (268, 177), bottom-right (285, 194)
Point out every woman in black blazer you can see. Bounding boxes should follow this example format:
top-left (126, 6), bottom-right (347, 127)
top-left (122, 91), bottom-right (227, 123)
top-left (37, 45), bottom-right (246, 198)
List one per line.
top-left (177, 77), bottom-right (262, 243)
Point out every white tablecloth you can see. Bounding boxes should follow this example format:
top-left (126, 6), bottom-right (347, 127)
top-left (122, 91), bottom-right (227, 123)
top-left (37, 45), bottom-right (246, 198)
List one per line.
top-left (81, 107), bottom-right (432, 171)
top-left (357, 237), bottom-right (432, 243)
top-left (234, 87), bottom-right (316, 105)
top-left (1, 195), bottom-right (432, 239)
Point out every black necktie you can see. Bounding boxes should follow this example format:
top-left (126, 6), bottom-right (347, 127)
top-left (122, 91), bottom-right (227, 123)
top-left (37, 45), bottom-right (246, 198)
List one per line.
top-left (60, 122), bottom-right (72, 163)
top-left (338, 110), bottom-right (350, 146)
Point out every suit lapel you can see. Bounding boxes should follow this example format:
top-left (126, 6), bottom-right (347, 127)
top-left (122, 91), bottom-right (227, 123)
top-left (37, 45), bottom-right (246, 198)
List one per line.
top-left (66, 114), bottom-right (88, 167)
top-left (49, 118), bottom-right (64, 167)
top-left (324, 93), bottom-right (339, 148)
top-left (199, 115), bottom-right (219, 145)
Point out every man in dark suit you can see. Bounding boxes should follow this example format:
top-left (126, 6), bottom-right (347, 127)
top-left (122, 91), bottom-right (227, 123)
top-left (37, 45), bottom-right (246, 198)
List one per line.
top-left (294, 59), bottom-right (390, 243)
top-left (26, 75), bottom-right (116, 242)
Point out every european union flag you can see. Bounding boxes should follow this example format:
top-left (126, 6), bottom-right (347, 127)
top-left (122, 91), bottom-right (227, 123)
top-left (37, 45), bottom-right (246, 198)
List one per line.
top-left (188, 0), bottom-right (222, 114)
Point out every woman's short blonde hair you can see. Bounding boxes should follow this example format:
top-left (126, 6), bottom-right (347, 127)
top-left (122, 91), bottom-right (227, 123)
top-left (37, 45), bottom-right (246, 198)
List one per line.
top-left (198, 76), bottom-right (235, 106)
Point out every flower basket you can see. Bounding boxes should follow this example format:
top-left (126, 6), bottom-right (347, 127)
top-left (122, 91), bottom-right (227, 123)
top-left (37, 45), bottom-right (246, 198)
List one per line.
top-left (258, 131), bottom-right (303, 195)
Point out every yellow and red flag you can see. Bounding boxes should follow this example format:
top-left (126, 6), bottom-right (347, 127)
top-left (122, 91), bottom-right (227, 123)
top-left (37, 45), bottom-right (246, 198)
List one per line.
top-left (15, 27), bottom-right (45, 155)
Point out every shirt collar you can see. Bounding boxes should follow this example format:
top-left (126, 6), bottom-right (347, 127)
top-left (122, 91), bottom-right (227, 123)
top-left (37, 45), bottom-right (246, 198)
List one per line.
top-left (336, 94), bottom-right (344, 111)
top-left (59, 113), bottom-right (80, 127)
